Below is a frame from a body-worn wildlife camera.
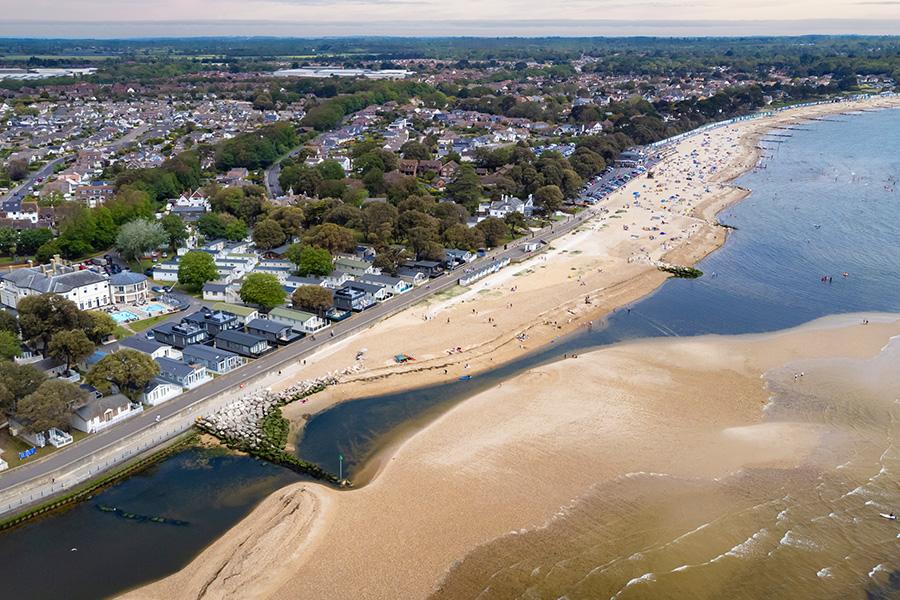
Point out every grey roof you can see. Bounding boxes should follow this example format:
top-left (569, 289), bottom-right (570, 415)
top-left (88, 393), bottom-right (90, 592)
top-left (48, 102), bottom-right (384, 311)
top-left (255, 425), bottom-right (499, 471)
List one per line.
top-left (358, 273), bottom-right (405, 287)
top-left (202, 282), bottom-right (228, 293)
top-left (216, 329), bottom-right (267, 347)
top-left (182, 343), bottom-right (239, 364)
top-left (144, 376), bottom-right (178, 393)
top-left (246, 318), bottom-right (290, 334)
top-left (155, 357), bottom-right (196, 379)
top-left (75, 393), bottom-right (131, 421)
top-left (1, 267), bottom-right (107, 294)
top-left (118, 336), bottom-right (166, 355)
top-left (109, 272), bottom-right (148, 286)
top-left (347, 281), bottom-right (384, 294)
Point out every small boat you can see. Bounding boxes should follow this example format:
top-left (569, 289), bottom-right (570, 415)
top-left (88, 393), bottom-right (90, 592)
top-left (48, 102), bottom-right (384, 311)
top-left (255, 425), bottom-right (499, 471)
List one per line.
top-left (459, 375), bottom-right (472, 381)
top-left (879, 513), bottom-right (896, 521)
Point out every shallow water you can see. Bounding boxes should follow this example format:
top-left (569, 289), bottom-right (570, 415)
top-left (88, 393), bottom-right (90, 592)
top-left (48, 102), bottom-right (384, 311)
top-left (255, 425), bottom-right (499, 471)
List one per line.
top-left (430, 338), bottom-right (900, 600)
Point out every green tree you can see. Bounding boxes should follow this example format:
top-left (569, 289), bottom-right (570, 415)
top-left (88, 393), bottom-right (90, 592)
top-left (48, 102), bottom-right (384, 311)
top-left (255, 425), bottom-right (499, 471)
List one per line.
top-left (268, 206), bottom-right (305, 238)
top-left (292, 285), bottom-right (333, 315)
top-left (239, 273), bottom-right (286, 311)
top-left (116, 218), bottom-right (167, 264)
top-left (178, 251), bottom-right (219, 292)
top-left (0, 329), bottom-right (21, 361)
top-left (48, 329), bottom-right (95, 371)
top-left (160, 214), bottom-right (189, 252)
top-left (35, 239), bottom-right (63, 264)
top-left (400, 140), bottom-right (432, 160)
top-left (475, 217), bottom-right (509, 247)
top-left (17, 228), bottom-right (53, 255)
top-left (317, 160), bottom-right (346, 180)
top-left (0, 227), bottom-right (17, 256)
top-left (446, 164), bottom-right (483, 212)
top-left (252, 219), bottom-right (286, 250)
top-left (17, 294), bottom-right (84, 353)
top-left (0, 362), bottom-right (45, 416)
top-left (5, 158), bottom-right (28, 181)
top-left (17, 379), bottom-right (85, 433)
top-left (288, 245), bottom-right (333, 277)
top-left (304, 223), bottom-right (356, 254)
top-left (534, 185), bottom-right (564, 213)
top-left (83, 311), bottom-right (117, 344)
top-left (86, 349), bottom-right (159, 401)
top-left (0, 309), bottom-right (19, 335)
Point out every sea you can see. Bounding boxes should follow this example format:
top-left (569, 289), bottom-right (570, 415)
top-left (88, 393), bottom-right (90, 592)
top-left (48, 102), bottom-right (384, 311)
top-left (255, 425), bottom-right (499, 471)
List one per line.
top-left (0, 107), bottom-right (898, 599)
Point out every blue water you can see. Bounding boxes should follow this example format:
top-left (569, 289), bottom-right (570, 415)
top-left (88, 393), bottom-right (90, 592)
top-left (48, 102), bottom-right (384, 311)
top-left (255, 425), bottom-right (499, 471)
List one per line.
top-left (1, 108), bottom-right (898, 600)
top-left (110, 310), bottom-right (138, 323)
top-left (299, 108), bottom-right (900, 476)
top-left (144, 303), bottom-right (166, 313)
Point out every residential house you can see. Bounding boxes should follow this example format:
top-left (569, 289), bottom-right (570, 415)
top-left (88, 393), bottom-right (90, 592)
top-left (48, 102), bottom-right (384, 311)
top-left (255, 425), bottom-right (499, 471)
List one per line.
top-left (488, 194), bottom-right (534, 219)
top-left (283, 275), bottom-right (327, 291)
top-left (182, 344), bottom-right (243, 374)
top-left (333, 284), bottom-right (376, 312)
top-left (183, 307), bottom-right (240, 337)
top-left (444, 249), bottom-right (476, 270)
top-left (74, 181), bottom-right (115, 208)
top-left (152, 261), bottom-right (180, 282)
top-left (267, 307), bottom-right (329, 333)
top-left (0, 262), bottom-right (110, 310)
top-left (202, 282), bottom-right (229, 302)
top-left (246, 318), bottom-right (303, 344)
top-left (70, 393), bottom-right (143, 434)
top-left (322, 271), bottom-right (353, 289)
top-left (214, 330), bottom-right (270, 358)
top-left (334, 256), bottom-right (377, 277)
top-left (109, 272), bottom-right (149, 304)
top-left (141, 377), bottom-right (182, 406)
top-left (400, 260), bottom-right (444, 279)
top-left (211, 302), bottom-right (259, 325)
top-left (155, 356), bottom-right (211, 389)
top-left (345, 280), bottom-right (390, 302)
top-left (150, 321), bottom-right (209, 349)
top-left (118, 336), bottom-right (179, 360)
top-left (356, 273), bottom-right (412, 295)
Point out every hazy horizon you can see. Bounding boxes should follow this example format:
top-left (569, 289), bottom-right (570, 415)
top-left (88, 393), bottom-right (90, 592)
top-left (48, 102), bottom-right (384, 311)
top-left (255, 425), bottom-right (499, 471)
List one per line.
top-left (2, 19), bottom-right (900, 39)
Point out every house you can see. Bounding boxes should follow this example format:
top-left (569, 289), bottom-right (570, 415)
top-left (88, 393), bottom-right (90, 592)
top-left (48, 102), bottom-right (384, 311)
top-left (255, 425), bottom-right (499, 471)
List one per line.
top-left (211, 302), bottom-right (259, 325)
top-left (246, 318), bottom-right (303, 344)
top-left (488, 195), bottom-right (533, 219)
top-left (284, 275), bottom-right (327, 291)
top-left (334, 256), bottom-right (377, 276)
top-left (70, 393), bottom-right (143, 433)
top-left (155, 357), bottom-right (211, 389)
top-left (0, 261), bottom-right (110, 310)
top-left (399, 260), bottom-right (444, 279)
top-left (345, 281), bottom-right (390, 302)
top-left (150, 321), bottom-right (209, 349)
top-left (254, 260), bottom-right (295, 280)
top-left (214, 330), bottom-right (270, 358)
top-left (444, 249), bottom-right (476, 270)
top-left (202, 282), bottom-right (229, 302)
top-left (118, 336), bottom-right (179, 360)
top-left (182, 344), bottom-right (244, 374)
top-left (333, 284), bottom-right (376, 312)
top-left (356, 273), bottom-right (412, 295)
top-left (322, 271), bottom-right (353, 289)
top-left (267, 306), bottom-right (329, 333)
top-left (183, 307), bottom-right (240, 337)
top-left (109, 272), bottom-right (149, 304)
top-left (141, 377), bottom-right (182, 406)
top-left (152, 261), bottom-right (180, 282)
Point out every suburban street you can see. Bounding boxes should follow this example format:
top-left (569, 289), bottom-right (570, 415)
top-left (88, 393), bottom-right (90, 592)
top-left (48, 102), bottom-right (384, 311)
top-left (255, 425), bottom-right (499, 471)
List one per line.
top-left (0, 208), bottom-right (594, 497)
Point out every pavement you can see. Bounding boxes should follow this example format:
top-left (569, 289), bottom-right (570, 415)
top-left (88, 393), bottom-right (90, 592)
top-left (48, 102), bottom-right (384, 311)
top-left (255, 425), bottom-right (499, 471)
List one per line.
top-left (0, 208), bottom-right (595, 497)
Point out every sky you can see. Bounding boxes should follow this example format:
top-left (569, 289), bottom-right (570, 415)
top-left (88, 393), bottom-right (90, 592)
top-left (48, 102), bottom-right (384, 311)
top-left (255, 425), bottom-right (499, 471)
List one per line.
top-left (2, 0), bottom-right (900, 37)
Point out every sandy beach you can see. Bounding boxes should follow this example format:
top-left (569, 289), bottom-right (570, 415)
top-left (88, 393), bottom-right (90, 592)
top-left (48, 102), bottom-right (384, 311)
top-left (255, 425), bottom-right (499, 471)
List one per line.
top-left (121, 96), bottom-right (900, 600)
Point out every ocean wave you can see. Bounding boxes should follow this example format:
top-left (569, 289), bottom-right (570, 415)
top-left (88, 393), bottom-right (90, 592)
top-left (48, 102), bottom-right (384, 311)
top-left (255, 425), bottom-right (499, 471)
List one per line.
top-left (817, 567), bottom-right (833, 578)
top-left (611, 572), bottom-right (656, 599)
top-left (779, 530), bottom-right (821, 551)
top-left (868, 563), bottom-right (888, 578)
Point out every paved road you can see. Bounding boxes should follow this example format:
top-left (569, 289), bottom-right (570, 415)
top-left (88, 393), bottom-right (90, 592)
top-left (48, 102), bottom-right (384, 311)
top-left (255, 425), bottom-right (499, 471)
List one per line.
top-left (0, 209), bottom-right (595, 494)
top-left (1, 156), bottom-right (69, 204)
top-left (263, 146), bottom-right (306, 199)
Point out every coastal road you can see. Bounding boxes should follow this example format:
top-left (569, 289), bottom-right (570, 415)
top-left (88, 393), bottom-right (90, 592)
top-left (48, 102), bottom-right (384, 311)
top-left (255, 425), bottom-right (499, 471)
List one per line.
top-left (0, 209), bottom-right (596, 498)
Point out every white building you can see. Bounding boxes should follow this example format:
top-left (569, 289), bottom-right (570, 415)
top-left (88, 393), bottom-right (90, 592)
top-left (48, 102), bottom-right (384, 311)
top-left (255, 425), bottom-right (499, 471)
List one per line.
top-left (70, 394), bottom-right (143, 433)
top-left (0, 262), bottom-right (111, 310)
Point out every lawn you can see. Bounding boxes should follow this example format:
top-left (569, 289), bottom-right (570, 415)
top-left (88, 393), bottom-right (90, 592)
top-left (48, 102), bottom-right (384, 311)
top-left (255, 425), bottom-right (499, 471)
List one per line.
top-left (0, 427), bottom-right (88, 472)
top-left (128, 314), bottom-right (170, 333)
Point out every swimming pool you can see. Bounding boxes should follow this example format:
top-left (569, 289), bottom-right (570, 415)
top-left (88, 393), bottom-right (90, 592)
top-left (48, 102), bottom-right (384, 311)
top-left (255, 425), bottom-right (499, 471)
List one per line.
top-left (110, 311), bottom-right (138, 323)
top-left (144, 303), bottom-right (167, 313)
